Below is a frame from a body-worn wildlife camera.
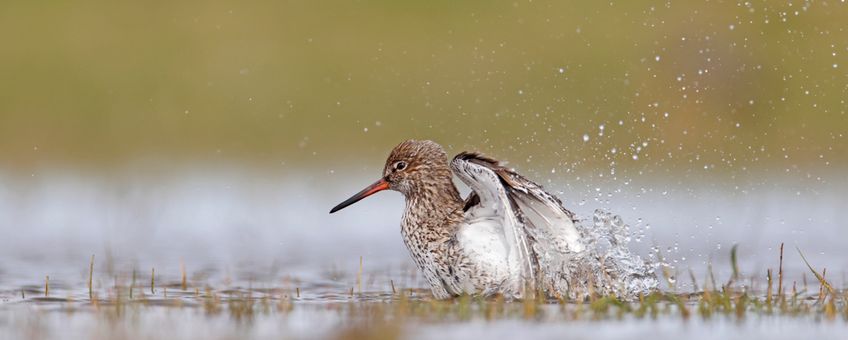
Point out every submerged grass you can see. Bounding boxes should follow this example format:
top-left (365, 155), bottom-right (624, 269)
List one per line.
top-left (5, 247), bottom-right (846, 339)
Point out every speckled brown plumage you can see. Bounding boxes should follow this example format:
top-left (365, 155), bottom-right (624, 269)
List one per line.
top-left (380, 140), bottom-right (466, 298)
top-left (379, 140), bottom-right (543, 298)
top-left (330, 139), bottom-right (657, 300)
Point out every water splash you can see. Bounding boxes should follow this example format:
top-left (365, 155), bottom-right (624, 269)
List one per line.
top-left (558, 209), bottom-right (658, 300)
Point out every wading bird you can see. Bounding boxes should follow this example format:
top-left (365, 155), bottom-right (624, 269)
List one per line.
top-left (330, 140), bottom-right (654, 299)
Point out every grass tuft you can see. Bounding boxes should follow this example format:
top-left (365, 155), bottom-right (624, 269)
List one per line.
top-left (89, 254), bottom-right (95, 301)
top-left (729, 244), bottom-right (740, 283)
top-left (796, 247), bottom-right (835, 296)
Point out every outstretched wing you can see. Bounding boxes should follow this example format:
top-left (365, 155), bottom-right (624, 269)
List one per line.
top-left (450, 152), bottom-right (536, 296)
top-left (451, 152), bottom-right (585, 295)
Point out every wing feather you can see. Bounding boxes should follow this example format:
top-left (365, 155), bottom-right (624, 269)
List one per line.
top-left (452, 152), bottom-right (585, 295)
top-left (451, 152), bottom-right (537, 296)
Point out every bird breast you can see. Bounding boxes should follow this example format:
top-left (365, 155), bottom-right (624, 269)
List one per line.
top-left (453, 216), bottom-right (515, 294)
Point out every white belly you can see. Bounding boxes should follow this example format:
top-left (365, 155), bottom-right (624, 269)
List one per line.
top-left (455, 218), bottom-right (515, 295)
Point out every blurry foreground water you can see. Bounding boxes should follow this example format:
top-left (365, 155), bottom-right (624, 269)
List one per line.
top-left (0, 166), bottom-right (846, 339)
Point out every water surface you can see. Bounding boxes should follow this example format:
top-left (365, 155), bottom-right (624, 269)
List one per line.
top-left (1, 167), bottom-right (846, 339)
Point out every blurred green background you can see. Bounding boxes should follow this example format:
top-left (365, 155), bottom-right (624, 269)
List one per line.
top-left (1, 1), bottom-right (845, 175)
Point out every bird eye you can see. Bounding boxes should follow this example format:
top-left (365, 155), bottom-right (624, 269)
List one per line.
top-left (394, 161), bottom-right (407, 171)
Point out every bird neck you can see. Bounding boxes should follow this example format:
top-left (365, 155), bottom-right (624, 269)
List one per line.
top-left (400, 176), bottom-right (464, 237)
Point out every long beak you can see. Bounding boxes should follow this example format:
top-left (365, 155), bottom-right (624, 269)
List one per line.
top-left (329, 178), bottom-right (390, 214)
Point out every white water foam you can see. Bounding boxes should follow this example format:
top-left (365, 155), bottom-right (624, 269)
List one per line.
top-left (556, 209), bottom-right (659, 300)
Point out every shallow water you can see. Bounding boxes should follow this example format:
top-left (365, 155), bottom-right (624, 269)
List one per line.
top-left (1, 167), bottom-right (846, 339)
top-left (1, 284), bottom-right (846, 340)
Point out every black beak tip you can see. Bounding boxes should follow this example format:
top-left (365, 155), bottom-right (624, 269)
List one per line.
top-left (328, 178), bottom-right (389, 215)
top-left (329, 201), bottom-right (350, 214)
